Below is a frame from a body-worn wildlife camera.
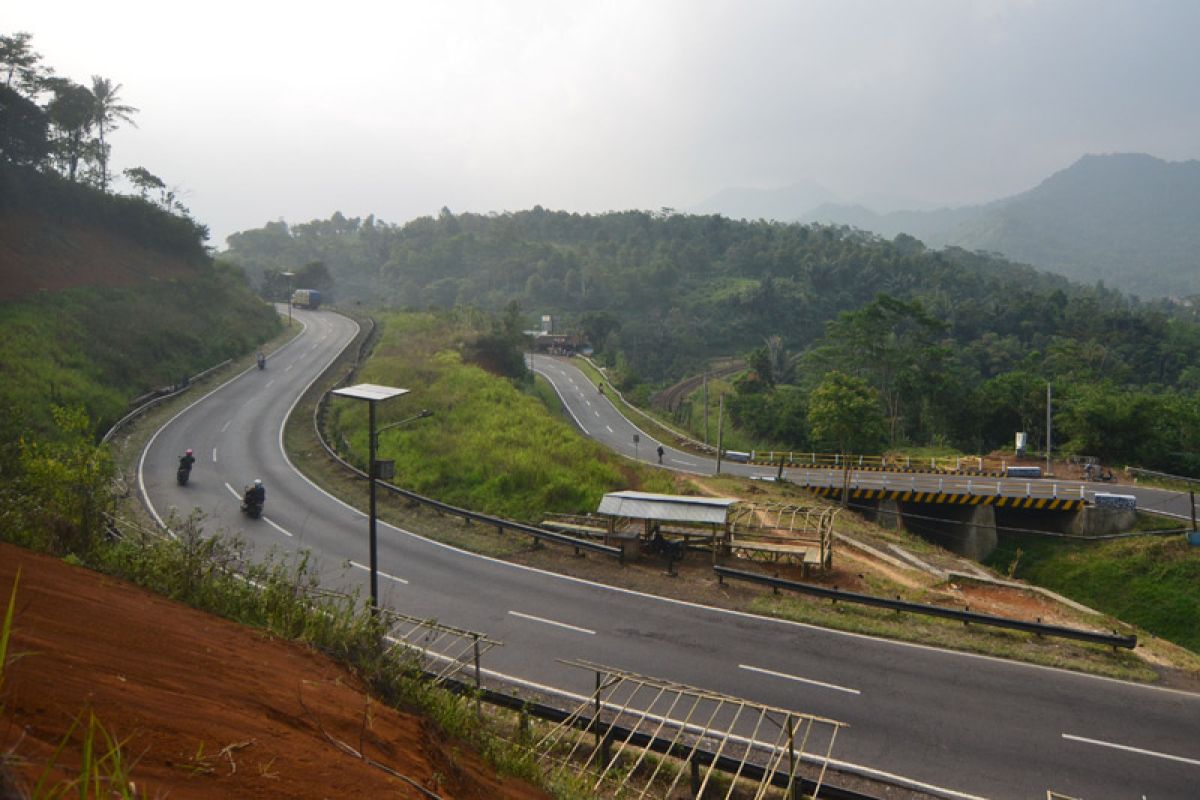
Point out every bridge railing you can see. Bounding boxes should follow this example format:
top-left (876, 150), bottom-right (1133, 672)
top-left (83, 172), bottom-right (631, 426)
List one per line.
top-left (788, 469), bottom-right (1091, 502)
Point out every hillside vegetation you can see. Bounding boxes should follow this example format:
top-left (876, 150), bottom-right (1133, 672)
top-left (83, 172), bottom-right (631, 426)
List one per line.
top-left (327, 310), bottom-right (671, 521)
top-left (225, 206), bottom-right (1200, 475)
top-left (0, 170), bottom-right (279, 440)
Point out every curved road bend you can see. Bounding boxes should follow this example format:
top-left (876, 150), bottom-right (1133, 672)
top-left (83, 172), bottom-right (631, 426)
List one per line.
top-left (531, 354), bottom-right (1197, 519)
top-left (141, 313), bottom-right (1200, 800)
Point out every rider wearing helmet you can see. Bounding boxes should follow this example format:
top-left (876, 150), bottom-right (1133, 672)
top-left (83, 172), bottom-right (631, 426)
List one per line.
top-left (179, 448), bottom-right (196, 471)
top-left (244, 478), bottom-right (265, 507)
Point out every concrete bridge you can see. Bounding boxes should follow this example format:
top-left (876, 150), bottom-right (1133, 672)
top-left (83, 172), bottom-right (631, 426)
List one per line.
top-left (791, 470), bottom-right (1134, 560)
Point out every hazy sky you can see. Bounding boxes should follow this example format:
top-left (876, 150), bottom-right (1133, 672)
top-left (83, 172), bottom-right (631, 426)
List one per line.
top-left (10, 0), bottom-right (1200, 246)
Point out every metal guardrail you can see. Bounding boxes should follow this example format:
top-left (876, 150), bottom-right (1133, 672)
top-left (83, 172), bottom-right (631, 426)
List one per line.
top-left (714, 566), bottom-right (1136, 649)
top-left (1126, 466), bottom-right (1200, 487)
top-left (101, 359), bottom-right (233, 444)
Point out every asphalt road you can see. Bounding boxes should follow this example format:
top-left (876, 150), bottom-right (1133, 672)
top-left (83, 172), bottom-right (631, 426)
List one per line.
top-left (532, 354), bottom-right (1197, 520)
top-left (141, 313), bottom-right (1200, 799)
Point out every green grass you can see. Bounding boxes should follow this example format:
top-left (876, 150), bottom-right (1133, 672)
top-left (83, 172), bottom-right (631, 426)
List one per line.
top-left (751, 591), bottom-right (1155, 682)
top-left (0, 266), bottom-right (279, 438)
top-left (987, 532), bottom-right (1200, 652)
top-left (326, 311), bottom-right (671, 522)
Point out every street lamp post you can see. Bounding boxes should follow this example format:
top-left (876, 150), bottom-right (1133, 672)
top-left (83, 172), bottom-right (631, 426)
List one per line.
top-left (331, 383), bottom-right (411, 611)
top-left (281, 271), bottom-right (295, 326)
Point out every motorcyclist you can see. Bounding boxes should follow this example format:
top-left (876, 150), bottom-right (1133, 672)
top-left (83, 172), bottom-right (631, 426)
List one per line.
top-left (244, 478), bottom-right (265, 508)
top-left (256, 350), bottom-right (266, 369)
top-left (177, 449), bottom-right (196, 484)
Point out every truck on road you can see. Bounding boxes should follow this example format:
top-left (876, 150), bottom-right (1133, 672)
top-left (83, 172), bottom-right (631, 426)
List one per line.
top-left (291, 289), bottom-right (321, 309)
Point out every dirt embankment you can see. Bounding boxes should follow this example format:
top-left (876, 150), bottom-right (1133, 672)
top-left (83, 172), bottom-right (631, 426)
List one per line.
top-left (0, 543), bottom-right (548, 799)
top-left (0, 213), bottom-right (202, 302)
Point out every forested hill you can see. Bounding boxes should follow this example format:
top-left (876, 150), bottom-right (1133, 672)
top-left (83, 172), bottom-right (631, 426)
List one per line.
top-left (806, 153), bottom-right (1200, 298)
top-left (225, 207), bottom-right (1189, 378)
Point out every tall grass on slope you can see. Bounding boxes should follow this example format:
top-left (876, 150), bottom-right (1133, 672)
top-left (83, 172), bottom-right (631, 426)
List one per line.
top-left (0, 265), bottom-right (279, 438)
top-left (329, 311), bottom-right (670, 522)
top-left (990, 533), bottom-right (1200, 653)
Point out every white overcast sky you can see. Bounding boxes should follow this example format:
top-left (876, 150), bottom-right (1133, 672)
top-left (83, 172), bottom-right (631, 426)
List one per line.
top-left (9, 0), bottom-right (1200, 246)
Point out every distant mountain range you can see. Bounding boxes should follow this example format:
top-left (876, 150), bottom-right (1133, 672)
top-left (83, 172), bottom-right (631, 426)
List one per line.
top-left (691, 154), bottom-right (1200, 298)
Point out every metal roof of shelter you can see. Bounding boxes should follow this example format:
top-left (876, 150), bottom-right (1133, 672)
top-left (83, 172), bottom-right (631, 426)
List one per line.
top-left (331, 383), bottom-right (411, 402)
top-left (596, 491), bottom-right (738, 525)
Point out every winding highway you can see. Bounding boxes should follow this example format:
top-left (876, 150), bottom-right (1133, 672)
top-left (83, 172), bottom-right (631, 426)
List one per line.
top-left (140, 310), bottom-right (1200, 799)
top-left (532, 354), bottom-right (1196, 520)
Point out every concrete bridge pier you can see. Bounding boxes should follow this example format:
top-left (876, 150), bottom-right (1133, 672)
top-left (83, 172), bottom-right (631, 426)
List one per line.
top-left (852, 499), bottom-right (998, 560)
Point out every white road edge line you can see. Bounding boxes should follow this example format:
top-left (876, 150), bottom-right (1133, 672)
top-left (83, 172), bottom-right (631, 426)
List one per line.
top-left (739, 664), bottom-right (861, 695)
top-left (508, 610), bottom-right (595, 635)
top-left (1061, 733), bottom-right (1200, 766)
top-left (349, 560), bottom-right (408, 585)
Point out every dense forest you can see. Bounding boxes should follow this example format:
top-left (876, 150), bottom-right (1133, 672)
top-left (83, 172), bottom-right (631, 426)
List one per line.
top-left (224, 207), bottom-right (1200, 474)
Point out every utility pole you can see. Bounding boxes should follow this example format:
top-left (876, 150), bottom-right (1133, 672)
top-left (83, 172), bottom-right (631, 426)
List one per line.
top-left (1045, 382), bottom-right (1052, 477)
top-left (715, 393), bottom-right (725, 474)
top-left (703, 371), bottom-right (709, 445)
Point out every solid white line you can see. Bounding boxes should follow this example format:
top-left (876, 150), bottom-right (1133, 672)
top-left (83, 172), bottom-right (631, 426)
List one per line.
top-left (264, 516), bottom-right (293, 537)
top-left (1062, 733), bottom-right (1200, 766)
top-left (211, 447), bottom-right (218, 463)
top-left (739, 664), bottom-right (861, 695)
top-left (350, 560), bottom-right (409, 585)
top-left (220, 419), bottom-right (232, 433)
top-left (508, 610), bottom-right (595, 635)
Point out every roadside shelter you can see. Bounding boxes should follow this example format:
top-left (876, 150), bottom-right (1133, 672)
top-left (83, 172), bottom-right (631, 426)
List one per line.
top-left (596, 491), bottom-right (738, 559)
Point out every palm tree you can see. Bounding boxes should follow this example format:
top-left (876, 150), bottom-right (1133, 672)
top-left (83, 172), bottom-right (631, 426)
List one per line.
top-left (90, 76), bottom-right (137, 191)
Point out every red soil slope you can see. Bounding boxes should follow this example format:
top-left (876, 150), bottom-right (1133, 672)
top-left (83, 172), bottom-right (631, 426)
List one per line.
top-left (0, 543), bottom-right (548, 799)
top-left (0, 213), bottom-right (201, 302)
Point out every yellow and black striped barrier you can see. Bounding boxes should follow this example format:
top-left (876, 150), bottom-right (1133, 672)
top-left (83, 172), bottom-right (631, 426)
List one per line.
top-left (806, 486), bottom-right (1087, 511)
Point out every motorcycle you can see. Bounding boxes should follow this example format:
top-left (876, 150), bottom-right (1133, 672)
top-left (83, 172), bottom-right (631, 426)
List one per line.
top-left (176, 464), bottom-right (191, 486)
top-left (241, 498), bottom-right (263, 519)
top-left (256, 353), bottom-right (266, 370)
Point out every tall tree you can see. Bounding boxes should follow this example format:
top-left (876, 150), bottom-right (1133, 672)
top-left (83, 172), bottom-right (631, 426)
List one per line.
top-left (89, 76), bottom-right (137, 191)
top-left (46, 79), bottom-right (94, 181)
top-left (807, 371), bottom-right (887, 454)
top-left (0, 84), bottom-right (50, 165)
top-left (0, 32), bottom-right (46, 95)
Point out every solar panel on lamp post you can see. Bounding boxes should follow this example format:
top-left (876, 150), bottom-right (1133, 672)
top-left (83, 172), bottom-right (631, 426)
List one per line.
top-left (331, 383), bottom-right (411, 612)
